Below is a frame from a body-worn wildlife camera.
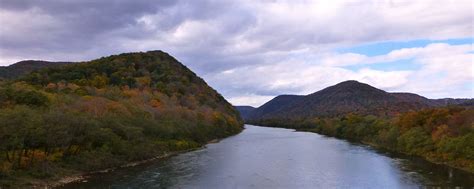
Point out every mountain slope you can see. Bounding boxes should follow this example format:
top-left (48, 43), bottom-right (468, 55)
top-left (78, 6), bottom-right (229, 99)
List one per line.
top-left (433, 98), bottom-right (473, 106)
top-left (247, 80), bottom-right (472, 122)
top-left (234, 106), bottom-right (256, 121)
top-left (249, 81), bottom-right (428, 121)
top-left (391, 92), bottom-right (437, 106)
top-left (0, 50), bottom-right (243, 187)
top-left (0, 60), bottom-right (70, 79)
top-left (287, 80), bottom-right (404, 117)
top-left (248, 94), bottom-right (304, 120)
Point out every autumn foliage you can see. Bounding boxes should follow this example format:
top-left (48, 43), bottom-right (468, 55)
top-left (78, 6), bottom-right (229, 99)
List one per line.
top-left (0, 51), bottom-right (243, 187)
top-left (251, 107), bottom-right (474, 172)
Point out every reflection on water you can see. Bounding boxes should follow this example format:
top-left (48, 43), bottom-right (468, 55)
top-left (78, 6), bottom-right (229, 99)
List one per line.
top-left (63, 125), bottom-right (474, 189)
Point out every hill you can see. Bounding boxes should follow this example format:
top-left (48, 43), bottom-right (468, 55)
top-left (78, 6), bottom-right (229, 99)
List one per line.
top-left (0, 50), bottom-right (243, 187)
top-left (247, 95), bottom-right (304, 120)
top-left (0, 60), bottom-right (70, 79)
top-left (244, 80), bottom-right (472, 122)
top-left (246, 81), bottom-right (429, 121)
top-left (234, 106), bottom-right (256, 121)
top-left (433, 98), bottom-right (473, 106)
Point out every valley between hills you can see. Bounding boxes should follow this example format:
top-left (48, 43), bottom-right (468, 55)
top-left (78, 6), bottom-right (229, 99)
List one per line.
top-left (237, 80), bottom-right (473, 173)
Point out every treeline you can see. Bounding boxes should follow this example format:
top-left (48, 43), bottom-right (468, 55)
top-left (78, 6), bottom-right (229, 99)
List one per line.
top-left (0, 51), bottom-right (243, 187)
top-left (250, 107), bottom-right (474, 172)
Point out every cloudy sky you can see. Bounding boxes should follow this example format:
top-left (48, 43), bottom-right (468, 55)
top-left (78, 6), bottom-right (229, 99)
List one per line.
top-left (0, 0), bottom-right (473, 106)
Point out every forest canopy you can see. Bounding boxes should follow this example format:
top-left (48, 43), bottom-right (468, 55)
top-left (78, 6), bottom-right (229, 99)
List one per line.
top-left (0, 51), bottom-right (243, 187)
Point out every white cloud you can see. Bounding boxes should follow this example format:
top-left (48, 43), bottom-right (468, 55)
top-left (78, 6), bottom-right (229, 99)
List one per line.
top-left (3, 0), bottom-right (471, 65)
top-left (0, 0), bottom-right (472, 106)
top-left (229, 94), bottom-right (275, 107)
top-left (208, 43), bottom-right (473, 106)
top-left (321, 53), bottom-right (368, 66)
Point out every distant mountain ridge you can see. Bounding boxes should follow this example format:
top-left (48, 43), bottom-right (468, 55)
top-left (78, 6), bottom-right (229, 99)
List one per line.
top-left (0, 60), bottom-right (70, 79)
top-left (239, 80), bottom-right (472, 122)
top-left (234, 106), bottom-right (256, 120)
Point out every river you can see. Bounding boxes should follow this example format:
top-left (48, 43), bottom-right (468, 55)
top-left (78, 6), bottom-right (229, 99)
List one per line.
top-left (63, 125), bottom-right (474, 188)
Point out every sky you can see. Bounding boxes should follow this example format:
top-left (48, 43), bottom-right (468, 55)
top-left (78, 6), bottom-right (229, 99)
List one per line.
top-left (0, 0), bottom-right (473, 107)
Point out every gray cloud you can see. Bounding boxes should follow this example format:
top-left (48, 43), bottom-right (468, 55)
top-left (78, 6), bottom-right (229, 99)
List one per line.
top-left (0, 0), bottom-right (177, 57)
top-left (0, 0), bottom-right (472, 106)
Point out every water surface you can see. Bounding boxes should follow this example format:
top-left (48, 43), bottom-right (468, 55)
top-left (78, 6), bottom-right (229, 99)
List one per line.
top-left (63, 125), bottom-right (474, 188)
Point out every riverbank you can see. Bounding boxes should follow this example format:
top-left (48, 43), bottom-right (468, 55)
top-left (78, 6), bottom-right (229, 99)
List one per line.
top-left (0, 126), bottom-right (241, 189)
top-left (296, 128), bottom-right (474, 174)
top-left (44, 148), bottom-right (200, 188)
top-left (44, 131), bottom-right (241, 189)
top-left (0, 144), bottom-right (201, 188)
top-left (29, 140), bottom-right (216, 188)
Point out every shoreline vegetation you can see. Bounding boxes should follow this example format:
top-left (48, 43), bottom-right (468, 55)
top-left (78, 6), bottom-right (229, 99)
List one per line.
top-left (38, 135), bottom-right (230, 188)
top-left (248, 106), bottom-right (474, 173)
top-left (298, 129), bottom-right (474, 174)
top-left (39, 148), bottom-right (198, 188)
top-left (0, 51), bottom-right (244, 188)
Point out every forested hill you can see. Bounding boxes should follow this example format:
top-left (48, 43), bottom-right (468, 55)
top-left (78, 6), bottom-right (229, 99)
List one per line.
top-left (0, 50), bottom-right (243, 187)
top-left (0, 60), bottom-right (69, 79)
top-left (244, 80), bottom-right (473, 122)
top-left (234, 106), bottom-right (256, 120)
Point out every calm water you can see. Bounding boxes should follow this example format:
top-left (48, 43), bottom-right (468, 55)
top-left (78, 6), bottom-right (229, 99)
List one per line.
top-left (63, 125), bottom-right (474, 189)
